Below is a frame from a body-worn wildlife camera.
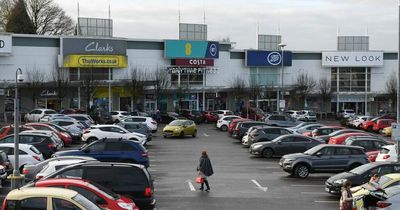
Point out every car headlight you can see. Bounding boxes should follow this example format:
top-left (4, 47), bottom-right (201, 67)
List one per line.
top-left (334, 179), bottom-right (347, 185)
top-left (252, 144), bottom-right (263, 150)
top-left (283, 159), bottom-right (294, 164)
top-left (117, 202), bottom-right (133, 210)
top-left (174, 128), bottom-right (181, 131)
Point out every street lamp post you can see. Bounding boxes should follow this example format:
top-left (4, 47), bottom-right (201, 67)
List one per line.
top-left (278, 43), bottom-right (286, 112)
top-left (11, 68), bottom-right (24, 189)
top-left (397, 0), bottom-right (400, 163)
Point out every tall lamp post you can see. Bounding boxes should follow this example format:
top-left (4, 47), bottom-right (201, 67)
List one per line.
top-left (11, 68), bottom-right (24, 189)
top-left (397, 0), bottom-right (400, 163)
top-left (278, 43), bottom-right (286, 112)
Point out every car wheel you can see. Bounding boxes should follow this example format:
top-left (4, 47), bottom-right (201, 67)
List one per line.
top-left (220, 125), bottom-right (228, 131)
top-left (262, 148), bottom-right (274, 158)
top-left (295, 164), bottom-right (309, 179)
top-left (192, 130), bottom-right (197, 137)
top-left (180, 131), bottom-right (184, 137)
top-left (87, 137), bottom-right (97, 143)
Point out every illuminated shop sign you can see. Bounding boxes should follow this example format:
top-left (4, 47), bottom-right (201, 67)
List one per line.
top-left (164, 40), bottom-right (219, 59)
top-left (63, 55), bottom-right (128, 68)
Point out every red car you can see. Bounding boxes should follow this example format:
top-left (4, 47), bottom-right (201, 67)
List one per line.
top-left (203, 111), bottom-right (219, 123)
top-left (328, 132), bottom-right (370, 144)
top-left (311, 126), bottom-right (344, 137)
top-left (367, 151), bottom-right (379, 162)
top-left (0, 125), bottom-right (35, 139)
top-left (228, 118), bottom-right (251, 136)
top-left (362, 116), bottom-right (394, 131)
top-left (34, 178), bottom-right (138, 210)
top-left (25, 123), bottom-right (72, 146)
top-left (372, 119), bottom-right (395, 133)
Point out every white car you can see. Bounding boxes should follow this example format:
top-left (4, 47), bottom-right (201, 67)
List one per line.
top-left (215, 110), bottom-right (234, 119)
top-left (24, 109), bottom-right (57, 122)
top-left (82, 125), bottom-right (147, 145)
top-left (285, 110), bottom-right (301, 119)
top-left (351, 116), bottom-right (373, 128)
top-left (35, 159), bottom-right (89, 180)
top-left (21, 130), bottom-right (64, 149)
top-left (119, 116), bottom-right (158, 133)
top-left (0, 143), bottom-right (44, 171)
top-left (50, 118), bottom-right (84, 134)
top-left (338, 109), bottom-right (356, 119)
top-left (290, 123), bottom-right (324, 134)
top-left (217, 115), bottom-right (241, 131)
top-left (376, 145), bottom-right (397, 162)
top-left (68, 114), bottom-right (95, 127)
top-left (296, 110), bottom-right (317, 122)
top-left (110, 111), bottom-right (130, 122)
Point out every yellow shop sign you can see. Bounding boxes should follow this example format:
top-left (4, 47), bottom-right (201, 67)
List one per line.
top-left (63, 55), bottom-right (128, 68)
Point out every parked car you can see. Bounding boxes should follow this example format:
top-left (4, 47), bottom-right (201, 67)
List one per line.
top-left (203, 111), bottom-right (219, 123)
top-left (264, 114), bottom-right (299, 127)
top-left (82, 125), bottom-right (147, 145)
top-left (160, 112), bottom-right (186, 124)
top-left (162, 120), bottom-right (197, 138)
top-left (336, 109), bottom-right (355, 119)
top-left (53, 139), bottom-right (149, 167)
top-left (344, 136), bottom-right (392, 162)
top-left (285, 110), bottom-right (302, 119)
top-left (373, 119), bottom-right (396, 133)
top-left (217, 115), bottom-right (241, 131)
top-left (0, 133), bottom-right (58, 159)
top-left (325, 162), bottom-right (400, 195)
top-left (228, 118), bottom-right (251, 136)
top-left (240, 107), bottom-right (265, 121)
top-left (376, 145), bottom-right (398, 162)
top-left (119, 116), bottom-right (158, 133)
top-left (315, 129), bottom-right (364, 143)
top-left (22, 156), bottom-right (96, 182)
top-left (0, 143), bottom-right (43, 172)
top-left (296, 110), bottom-right (317, 122)
top-left (26, 123), bottom-right (72, 146)
top-left (42, 162), bottom-right (156, 210)
top-left (362, 115), bottom-right (394, 131)
top-left (279, 144), bottom-right (369, 178)
top-left (0, 125), bottom-right (35, 139)
top-left (110, 111), bottom-right (130, 122)
top-left (232, 121), bottom-right (268, 140)
top-left (368, 185), bottom-right (400, 210)
top-left (311, 126), bottom-right (344, 137)
top-left (90, 110), bottom-right (113, 124)
top-left (241, 125), bottom-right (268, 146)
top-left (35, 159), bottom-right (91, 180)
top-left (384, 126), bottom-right (393, 137)
top-left (328, 132), bottom-right (371, 144)
top-left (249, 134), bottom-right (322, 158)
top-left (34, 178), bottom-right (139, 210)
top-left (289, 123), bottom-right (324, 134)
top-left (350, 115), bottom-right (374, 128)
top-left (0, 150), bottom-right (12, 175)
top-left (215, 110), bottom-right (234, 119)
top-left (22, 130), bottom-right (64, 149)
top-left (47, 123), bottom-right (82, 144)
top-left (68, 114), bottom-right (95, 127)
top-left (247, 127), bottom-right (293, 146)
top-left (39, 114), bottom-right (74, 123)
top-left (181, 109), bottom-right (204, 124)
top-left (24, 109), bottom-right (57, 122)
top-left (3, 187), bottom-right (102, 210)
top-left (117, 122), bottom-right (152, 142)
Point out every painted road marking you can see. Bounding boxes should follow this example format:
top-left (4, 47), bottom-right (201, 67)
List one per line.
top-left (203, 133), bottom-right (210, 137)
top-left (186, 179), bottom-right (196, 191)
top-left (251, 179), bottom-right (268, 192)
top-left (301, 192), bottom-right (328, 195)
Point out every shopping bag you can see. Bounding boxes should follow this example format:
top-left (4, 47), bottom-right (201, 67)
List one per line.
top-left (195, 177), bottom-right (204, 183)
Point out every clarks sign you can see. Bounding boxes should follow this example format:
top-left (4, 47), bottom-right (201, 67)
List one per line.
top-left (322, 51), bottom-right (384, 67)
top-left (62, 38), bottom-right (127, 56)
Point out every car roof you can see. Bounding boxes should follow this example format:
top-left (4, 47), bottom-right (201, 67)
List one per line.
top-left (91, 124), bottom-right (119, 128)
top-left (7, 187), bottom-right (78, 200)
top-left (51, 118), bottom-right (77, 122)
top-left (319, 144), bottom-right (364, 149)
top-left (22, 130), bottom-right (54, 135)
top-left (33, 109), bottom-right (56, 111)
top-left (36, 178), bottom-right (93, 187)
top-left (222, 115), bottom-right (240, 118)
top-left (18, 132), bottom-right (50, 137)
top-left (61, 161), bottom-right (145, 170)
top-left (0, 143), bottom-right (32, 150)
top-left (47, 159), bottom-right (88, 166)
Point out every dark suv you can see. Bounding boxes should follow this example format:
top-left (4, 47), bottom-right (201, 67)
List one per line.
top-left (41, 162), bottom-right (156, 210)
top-left (247, 126), bottom-right (292, 146)
top-left (265, 114), bottom-right (299, 127)
top-left (233, 121), bottom-right (268, 140)
top-left (279, 144), bottom-right (369, 178)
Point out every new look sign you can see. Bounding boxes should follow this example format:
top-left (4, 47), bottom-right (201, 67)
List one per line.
top-left (246, 50), bottom-right (292, 67)
top-left (322, 51), bottom-right (384, 67)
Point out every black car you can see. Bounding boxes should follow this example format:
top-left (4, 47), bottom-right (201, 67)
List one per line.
top-left (279, 144), bottom-right (369, 178)
top-left (46, 123), bottom-right (82, 144)
top-left (117, 122), bottom-right (152, 142)
top-left (0, 133), bottom-right (58, 158)
top-left (160, 112), bottom-right (186, 124)
top-left (233, 121), bottom-right (269, 140)
top-left (41, 162), bottom-right (156, 210)
top-left (249, 134), bottom-right (322, 158)
top-left (247, 127), bottom-right (293, 146)
top-left (325, 162), bottom-right (400, 195)
top-left (181, 110), bottom-right (204, 124)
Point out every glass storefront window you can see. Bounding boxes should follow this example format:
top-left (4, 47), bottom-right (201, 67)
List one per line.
top-left (331, 67), bottom-right (370, 92)
top-left (171, 73), bottom-right (203, 85)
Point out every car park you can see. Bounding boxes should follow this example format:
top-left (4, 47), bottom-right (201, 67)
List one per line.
top-left (228, 118), bottom-right (251, 136)
top-left (325, 162), bottom-right (400, 195)
top-left (51, 118), bottom-right (85, 134)
top-left (265, 114), bottom-right (299, 127)
top-left (350, 116), bottom-right (374, 128)
top-left (3, 187), bottom-right (102, 210)
top-left (362, 115), bottom-right (394, 131)
top-left (241, 125), bottom-right (267, 146)
top-left (24, 109), bottom-right (57, 122)
top-left (35, 159), bottom-right (92, 179)
top-left (42, 162), bottom-right (156, 210)
top-left (53, 139), bottom-right (149, 167)
top-left (285, 110), bottom-right (301, 119)
top-left (247, 126), bottom-right (293, 146)
top-left (232, 121), bottom-right (269, 140)
top-left (344, 136), bottom-right (391, 162)
top-left (217, 115), bottom-right (241, 131)
top-left (376, 145), bottom-right (398, 162)
top-left (0, 143), bottom-right (43, 172)
top-left (0, 125), bottom-right (35, 139)
top-left (315, 129), bottom-right (365, 143)
top-left (117, 122), bottom-right (152, 142)
top-left (279, 144), bottom-right (369, 178)
top-left (249, 134), bottom-right (322, 158)
top-left (162, 120), bottom-right (197, 138)
top-left (22, 156), bottom-right (96, 182)
top-left (22, 130), bottom-right (64, 149)
top-left (34, 178), bottom-right (139, 210)
top-left (82, 125), bottom-right (147, 144)
top-left (39, 114), bottom-right (73, 123)
top-left (119, 116), bottom-right (158, 133)
top-left (46, 123), bottom-right (82, 144)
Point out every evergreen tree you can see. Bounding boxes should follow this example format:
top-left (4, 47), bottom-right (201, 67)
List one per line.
top-left (5, 0), bottom-right (35, 34)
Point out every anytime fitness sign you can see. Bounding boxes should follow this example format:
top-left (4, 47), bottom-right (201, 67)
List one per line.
top-left (322, 51), bottom-right (383, 67)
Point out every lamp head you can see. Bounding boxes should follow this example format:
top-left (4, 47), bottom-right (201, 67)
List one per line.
top-left (17, 74), bottom-right (24, 82)
top-left (278, 43), bottom-right (287, 48)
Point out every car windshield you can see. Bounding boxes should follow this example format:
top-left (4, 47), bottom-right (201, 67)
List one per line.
top-left (72, 194), bottom-right (101, 210)
top-left (303, 145), bottom-right (324, 155)
top-left (349, 164), bottom-right (376, 175)
top-left (169, 120), bottom-right (185, 126)
top-left (377, 176), bottom-right (393, 187)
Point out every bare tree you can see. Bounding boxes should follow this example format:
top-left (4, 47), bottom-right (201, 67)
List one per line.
top-left (0, 0), bottom-right (74, 35)
top-left (295, 73), bottom-right (317, 109)
top-left (26, 68), bottom-right (48, 107)
top-left (124, 67), bottom-right (147, 112)
top-left (151, 67), bottom-right (170, 110)
top-left (230, 76), bottom-right (247, 113)
top-left (385, 73), bottom-right (397, 113)
top-left (318, 77), bottom-right (331, 112)
top-left (51, 67), bottom-right (70, 110)
top-left (80, 74), bottom-right (101, 113)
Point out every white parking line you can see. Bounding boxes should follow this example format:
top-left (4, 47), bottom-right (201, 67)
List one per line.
top-left (251, 179), bottom-right (268, 192)
top-left (186, 180), bottom-right (196, 191)
top-left (301, 192), bottom-right (328, 195)
top-left (203, 133), bottom-right (210, 137)
top-left (314, 200), bottom-right (337, 204)
top-left (291, 184), bottom-right (325, 187)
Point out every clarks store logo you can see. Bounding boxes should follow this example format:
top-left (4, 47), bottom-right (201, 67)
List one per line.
top-left (84, 41), bottom-right (114, 53)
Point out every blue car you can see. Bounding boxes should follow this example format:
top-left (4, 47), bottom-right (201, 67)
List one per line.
top-left (53, 139), bottom-right (149, 167)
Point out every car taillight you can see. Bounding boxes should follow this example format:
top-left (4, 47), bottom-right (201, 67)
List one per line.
top-left (141, 152), bottom-right (148, 157)
top-left (47, 143), bottom-right (56, 149)
top-left (36, 175), bottom-right (43, 180)
top-left (32, 155), bottom-right (40, 161)
top-left (376, 201), bottom-right (391, 208)
top-left (22, 168), bottom-right (29, 174)
top-left (2, 199), bottom-right (7, 210)
top-left (383, 154), bottom-right (391, 159)
top-left (144, 187), bottom-right (152, 197)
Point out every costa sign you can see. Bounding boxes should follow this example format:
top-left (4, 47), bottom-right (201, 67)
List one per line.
top-left (0, 34), bottom-right (12, 55)
top-left (322, 51), bottom-right (384, 67)
top-left (172, 59), bottom-right (214, 66)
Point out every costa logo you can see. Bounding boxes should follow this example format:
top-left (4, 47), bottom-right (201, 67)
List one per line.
top-left (267, 52), bottom-right (282, 66)
top-left (0, 40), bottom-right (4, 48)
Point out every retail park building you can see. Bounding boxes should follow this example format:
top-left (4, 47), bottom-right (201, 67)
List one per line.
top-left (0, 32), bottom-right (397, 115)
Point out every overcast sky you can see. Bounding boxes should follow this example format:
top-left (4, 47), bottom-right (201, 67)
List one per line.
top-left (55, 0), bottom-right (398, 51)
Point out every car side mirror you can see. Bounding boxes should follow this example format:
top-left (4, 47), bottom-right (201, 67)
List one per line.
top-left (315, 152), bottom-right (323, 157)
top-left (277, 141), bottom-right (282, 144)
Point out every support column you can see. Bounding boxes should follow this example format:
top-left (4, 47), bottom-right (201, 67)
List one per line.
top-left (336, 67), bottom-right (340, 113)
top-left (365, 67), bottom-right (368, 115)
top-left (108, 68), bottom-right (112, 112)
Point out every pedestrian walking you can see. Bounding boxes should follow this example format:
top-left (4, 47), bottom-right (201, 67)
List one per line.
top-left (339, 180), bottom-right (353, 210)
top-left (197, 150), bottom-right (214, 191)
